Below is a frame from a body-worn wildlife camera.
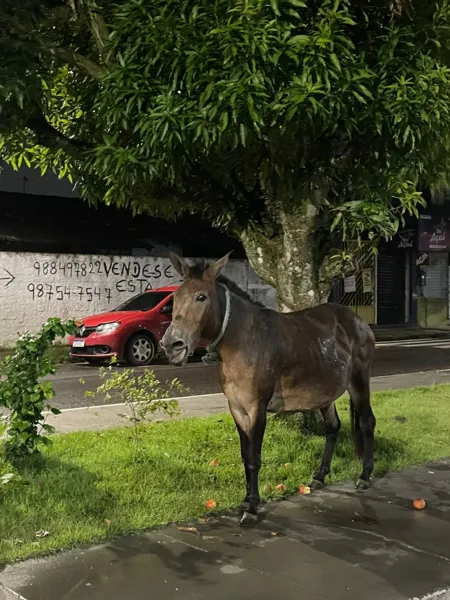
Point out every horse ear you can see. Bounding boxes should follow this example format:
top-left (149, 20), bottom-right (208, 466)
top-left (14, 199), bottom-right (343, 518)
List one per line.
top-left (203, 251), bottom-right (233, 281)
top-left (169, 252), bottom-right (188, 277)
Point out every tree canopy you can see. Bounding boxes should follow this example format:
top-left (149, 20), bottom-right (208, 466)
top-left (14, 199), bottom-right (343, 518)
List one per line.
top-left (2, 0), bottom-right (450, 307)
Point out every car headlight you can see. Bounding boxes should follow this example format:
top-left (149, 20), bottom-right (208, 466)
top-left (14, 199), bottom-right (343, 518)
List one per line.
top-left (96, 322), bottom-right (120, 334)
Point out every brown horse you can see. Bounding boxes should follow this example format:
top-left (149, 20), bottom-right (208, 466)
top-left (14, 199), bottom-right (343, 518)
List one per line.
top-left (161, 253), bottom-right (376, 525)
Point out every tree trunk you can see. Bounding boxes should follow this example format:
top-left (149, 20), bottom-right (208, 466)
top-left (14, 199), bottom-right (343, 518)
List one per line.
top-left (240, 198), bottom-right (333, 434)
top-left (241, 203), bottom-right (331, 311)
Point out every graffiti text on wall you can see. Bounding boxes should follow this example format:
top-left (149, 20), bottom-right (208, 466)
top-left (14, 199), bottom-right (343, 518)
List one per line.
top-left (33, 260), bottom-right (173, 280)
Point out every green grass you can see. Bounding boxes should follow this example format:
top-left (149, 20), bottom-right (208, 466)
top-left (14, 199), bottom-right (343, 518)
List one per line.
top-left (0, 345), bottom-right (70, 365)
top-left (46, 345), bottom-right (71, 365)
top-left (1, 384), bottom-right (450, 564)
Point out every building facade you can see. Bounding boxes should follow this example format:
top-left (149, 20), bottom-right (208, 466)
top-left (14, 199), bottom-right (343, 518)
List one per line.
top-left (3, 162), bottom-right (450, 331)
top-left (331, 189), bottom-right (450, 329)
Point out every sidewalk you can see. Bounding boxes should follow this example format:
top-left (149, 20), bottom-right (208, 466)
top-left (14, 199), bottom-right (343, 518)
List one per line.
top-left (42, 369), bottom-right (450, 434)
top-left (2, 459), bottom-right (450, 600)
top-left (372, 325), bottom-right (450, 342)
top-left (0, 585), bottom-right (17, 600)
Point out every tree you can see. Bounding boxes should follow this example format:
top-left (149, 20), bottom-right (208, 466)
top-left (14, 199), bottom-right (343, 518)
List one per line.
top-left (2, 0), bottom-right (450, 310)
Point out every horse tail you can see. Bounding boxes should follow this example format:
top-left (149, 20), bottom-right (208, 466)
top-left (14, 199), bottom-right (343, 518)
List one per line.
top-left (350, 397), bottom-right (364, 459)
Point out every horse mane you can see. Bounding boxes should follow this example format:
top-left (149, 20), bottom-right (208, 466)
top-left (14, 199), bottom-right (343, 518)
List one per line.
top-left (185, 259), bottom-right (266, 308)
top-left (217, 275), bottom-right (266, 308)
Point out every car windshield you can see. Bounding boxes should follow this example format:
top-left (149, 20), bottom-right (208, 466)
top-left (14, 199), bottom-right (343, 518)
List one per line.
top-left (113, 291), bottom-right (171, 312)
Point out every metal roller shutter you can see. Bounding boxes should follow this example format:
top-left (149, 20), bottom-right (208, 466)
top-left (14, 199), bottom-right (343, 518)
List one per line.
top-left (377, 253), bottom-right (405, 325)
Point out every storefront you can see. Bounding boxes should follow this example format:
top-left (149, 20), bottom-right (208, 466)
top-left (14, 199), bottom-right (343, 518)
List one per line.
top-left (376, 229), bottom-right (414, 326)
top-left (328, 241), bottom-right (377, 324)
top-left (328, 210), bottom-right (450, 328)
top-left (415, 213), bottom-right (450, 327)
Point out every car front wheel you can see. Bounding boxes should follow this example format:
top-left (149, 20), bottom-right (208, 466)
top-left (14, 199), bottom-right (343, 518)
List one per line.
top-left (125, 333), bottom-right (156, 366)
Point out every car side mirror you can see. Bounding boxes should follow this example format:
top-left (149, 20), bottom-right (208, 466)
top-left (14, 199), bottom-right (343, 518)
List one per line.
top-left (160, 304), bottom-right (172, 315)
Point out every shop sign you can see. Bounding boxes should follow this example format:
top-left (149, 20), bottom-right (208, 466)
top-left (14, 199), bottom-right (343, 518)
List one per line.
top-left (396, 230), bottom-right (415, 249)
top-left (362, 269), bottom-right (373, 293)
top-left (418, 214), bottom-right (450, 251)
top-left (344, 275), bottom-right (356, 293)
top-left (416, 252), bottom-right (429, 266)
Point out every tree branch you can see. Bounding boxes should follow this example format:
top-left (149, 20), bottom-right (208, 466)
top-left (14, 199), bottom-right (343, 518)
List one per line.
top-left (47, 46), bottom-right (104, 78)
top-left (26, 111), bottom-right (91, 153)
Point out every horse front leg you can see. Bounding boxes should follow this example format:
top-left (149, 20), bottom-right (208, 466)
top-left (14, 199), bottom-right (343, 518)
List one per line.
top-left (229, 401), bottom-right (267, 526)
top-left (235, 423), bottom-right (251, 507)
top-left (245, 408), bottom-right (267, 524)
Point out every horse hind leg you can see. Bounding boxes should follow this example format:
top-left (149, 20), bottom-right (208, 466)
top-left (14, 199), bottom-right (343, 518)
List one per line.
top-left (349, 369), bottom-right (376, 490)
top-left (310, 403), bottom-right (341, 490)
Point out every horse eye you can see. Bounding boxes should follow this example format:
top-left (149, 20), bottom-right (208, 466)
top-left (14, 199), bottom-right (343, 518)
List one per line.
top-left (196, 294), bottom-right (207, 302)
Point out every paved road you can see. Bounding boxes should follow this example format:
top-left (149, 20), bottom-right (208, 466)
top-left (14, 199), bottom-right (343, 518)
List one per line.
top-left (49, 338), bottom-right (450, 409)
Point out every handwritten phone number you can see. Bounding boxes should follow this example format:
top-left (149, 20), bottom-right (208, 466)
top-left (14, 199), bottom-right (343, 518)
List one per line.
top-left (33, 260), bottom-right (173, 280)
top-left (27, 283), bottom-right (113, 303)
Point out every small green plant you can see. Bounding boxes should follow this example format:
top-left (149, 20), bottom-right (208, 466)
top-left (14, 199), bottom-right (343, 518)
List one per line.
top-left (0, 318), bottom-right (77, 460)
top-left (87, 359), bottom-right (186, 450)
top-left (0, 472), bottom-right (15, 487)
top-left (0, 419), bottom-right (14, 487)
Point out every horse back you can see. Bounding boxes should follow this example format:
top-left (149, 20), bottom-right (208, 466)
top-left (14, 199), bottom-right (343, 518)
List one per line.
top-left (267, 303), bottom-right (375, 412)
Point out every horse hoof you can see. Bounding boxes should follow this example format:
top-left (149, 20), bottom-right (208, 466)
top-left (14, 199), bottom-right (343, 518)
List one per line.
top-left (356, 478), bottom-right (371, 490)
top-left (310, 479), bottom-right (325, 491)
top-left (239, 511), bottom-right (258, 527)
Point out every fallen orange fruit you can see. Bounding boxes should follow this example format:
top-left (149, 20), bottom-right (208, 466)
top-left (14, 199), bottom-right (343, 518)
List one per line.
top-left (275, 484), bottom-right (286, 493)
top-left (205, 499), bottom-right (217, 510)
top-left (413, 498), bottom-right (426, 510)
top-left (209, 460), bottom-right (219, 467)
top-left (299, 485), bottom-right (311, 495)
top-left (263, 485), bottom-right (272, 493)
top-left (284, 463), bottom-right (291, 469)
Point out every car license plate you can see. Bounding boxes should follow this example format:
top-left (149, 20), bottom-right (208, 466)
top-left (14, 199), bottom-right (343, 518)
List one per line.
top-left (73, 340), bottom-right (85, 348)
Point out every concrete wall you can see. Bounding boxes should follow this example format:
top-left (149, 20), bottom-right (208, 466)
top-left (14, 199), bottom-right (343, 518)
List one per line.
top-left (0, 252), bottom-right (275, 347)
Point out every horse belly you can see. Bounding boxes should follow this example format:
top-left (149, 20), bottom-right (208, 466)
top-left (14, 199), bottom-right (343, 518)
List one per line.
top-left (268, 371), bottom-right (349, 413)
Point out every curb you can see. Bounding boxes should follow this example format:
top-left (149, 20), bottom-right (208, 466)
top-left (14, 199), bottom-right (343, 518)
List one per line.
top-left (0, 583), bottom-right (26, 600)
top-left (373, 331), bottom-right (450, 342)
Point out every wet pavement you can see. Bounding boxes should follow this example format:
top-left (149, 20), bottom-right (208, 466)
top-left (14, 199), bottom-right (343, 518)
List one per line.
top-left (2, 459), bottom-right (450, 600)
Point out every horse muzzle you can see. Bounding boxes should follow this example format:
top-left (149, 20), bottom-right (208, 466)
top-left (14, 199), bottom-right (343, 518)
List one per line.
top-left (160, 334), bottom-right (190, 366)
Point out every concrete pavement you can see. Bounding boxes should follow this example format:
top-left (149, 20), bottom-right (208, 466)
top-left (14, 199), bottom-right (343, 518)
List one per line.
top-left (42, 368), bottom-right (450, 434)
top-left (2, 459), bottom-right (450, 600)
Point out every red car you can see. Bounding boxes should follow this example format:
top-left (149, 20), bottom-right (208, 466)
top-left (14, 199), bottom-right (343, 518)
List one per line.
top-left (69, 286), bottom-right (179, 366)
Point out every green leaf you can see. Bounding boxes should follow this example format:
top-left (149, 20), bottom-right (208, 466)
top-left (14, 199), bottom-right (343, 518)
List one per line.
top-left (356, 84), bottom-right (373, 99)
top-left (220, 112), bottom-right (228, 131)
top-left (239, 123), bottom-right (247, 146)
top-left (41, 424), bottom-right (55, 433)
top-left (330, 54), bottom-right (341, 72)
top-left (352, 91), bottom-right (367, 104)
top-left (288, 35), bottom-right (310, 46)
top-left (270, 0), bottom-right (281, 16)
top-left (0, 473), bottom-right (14, 486)
top-left (200, 83), bottom-right (214, 106)
top-left (330, 212), bottom-right (343, 232)
top-left (402, 125), bottom-right (411, 145)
